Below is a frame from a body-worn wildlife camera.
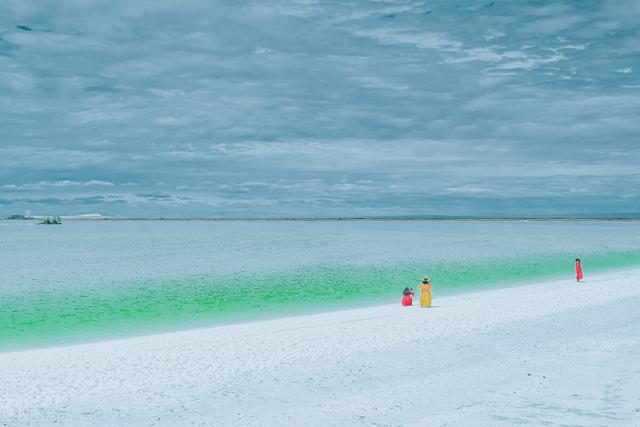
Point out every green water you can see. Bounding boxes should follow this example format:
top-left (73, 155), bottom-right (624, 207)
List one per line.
top-left (2, 249), bottom-right (639, 350)
top-left (1, 220), bottom-right (639, 350)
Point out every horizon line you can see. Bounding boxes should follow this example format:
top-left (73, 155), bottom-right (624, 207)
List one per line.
top-left (7, 216), bottom-right (640, 222)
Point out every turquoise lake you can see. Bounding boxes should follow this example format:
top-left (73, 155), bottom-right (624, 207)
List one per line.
top-left (1, 220), bottom-right (639, 350)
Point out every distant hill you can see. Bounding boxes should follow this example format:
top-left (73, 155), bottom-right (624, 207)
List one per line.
top-left (27, 214), bottom-right (110, 220)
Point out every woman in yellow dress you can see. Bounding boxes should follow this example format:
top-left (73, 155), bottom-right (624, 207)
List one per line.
top-left (419, 276), bottom-right (432, 308)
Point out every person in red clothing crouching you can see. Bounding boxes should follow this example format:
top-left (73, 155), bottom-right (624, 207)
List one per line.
top-left (402, 287), bottom-right (415, 306)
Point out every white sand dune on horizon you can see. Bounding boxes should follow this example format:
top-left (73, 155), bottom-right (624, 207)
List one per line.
top-left (1, 269), bottom-right (640, 426)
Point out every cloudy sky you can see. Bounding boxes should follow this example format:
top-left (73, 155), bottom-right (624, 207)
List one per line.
top-left (1, 0), bottom-right (639, 217)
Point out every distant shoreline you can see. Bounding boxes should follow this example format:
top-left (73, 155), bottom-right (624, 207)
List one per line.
top-left (7, 217), bottom-right (640, 222)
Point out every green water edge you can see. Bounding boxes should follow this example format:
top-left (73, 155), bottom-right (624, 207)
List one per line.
top-left (2, 249), bottom-right (640, 351)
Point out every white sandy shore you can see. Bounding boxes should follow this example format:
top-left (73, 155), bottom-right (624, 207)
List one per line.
top-left (2, 269), bottom-right (640, 426)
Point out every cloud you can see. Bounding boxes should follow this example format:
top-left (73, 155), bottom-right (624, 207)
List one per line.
top-left (444, 186), bottom-right (498, 195)
top-left (355, 28), bottom-right (462, 51)
top-left (444, 48), bottom-right (525, 64)
top-left (2, 183), bottom-right (44, 191)
top-left (491, 53), bottom-right (565, 71)
top-left (1, 0), bottom-right (639, 217)
top-left (522, 15), bottom-right (586, 35)
top-left (2, 180), bottom-right (113, 190)
top-left (41, 180), bottom-right (115, 187)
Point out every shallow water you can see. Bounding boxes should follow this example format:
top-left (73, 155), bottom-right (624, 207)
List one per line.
top-left (1, 220), bottom-right (639, 350)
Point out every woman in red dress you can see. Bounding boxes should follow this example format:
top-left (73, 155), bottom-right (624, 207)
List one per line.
top-left (575, 258), bottom-right (583, 282)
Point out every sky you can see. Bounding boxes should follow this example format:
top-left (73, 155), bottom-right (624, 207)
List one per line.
top-left (1, 0), bottom-right (639, 217)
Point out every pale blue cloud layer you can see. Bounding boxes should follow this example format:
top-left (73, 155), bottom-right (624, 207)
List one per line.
top-left (1, 0), bottom-right (639, 216)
